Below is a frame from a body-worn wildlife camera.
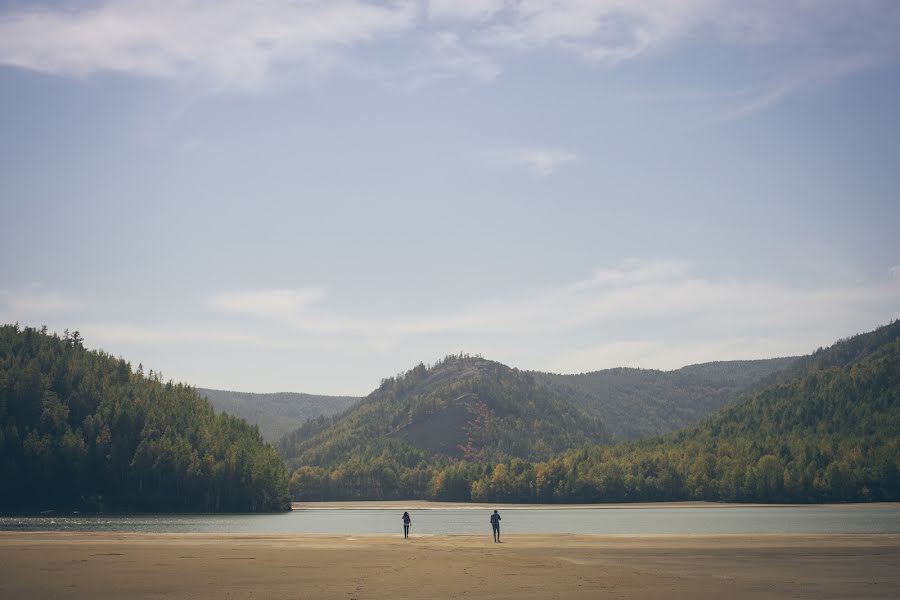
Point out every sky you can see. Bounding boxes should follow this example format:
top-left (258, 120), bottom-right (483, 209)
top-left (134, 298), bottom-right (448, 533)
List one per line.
top-left (1, 0), bottom-right (899, 396)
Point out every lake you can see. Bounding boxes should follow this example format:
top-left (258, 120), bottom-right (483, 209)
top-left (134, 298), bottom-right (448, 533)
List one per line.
top-left (2, 504), bottom-right (898, 535)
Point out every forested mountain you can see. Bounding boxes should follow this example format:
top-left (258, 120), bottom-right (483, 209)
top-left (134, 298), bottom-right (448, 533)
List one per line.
top-left (0, 325), bottom-right (289, 512)
top-left (285, 322), bottom-right (898, 503)
top-left (198, 388), bottom-right (357, 442)
top-left (279, 355), bottom-right (608, 500)
top-left (537, 357), bottom-right (796, 440)
top-left (234, 357), bottom-right (793, 445)
top-left (279, 354), bottom-right (796, 501)
top-left (9, 320), bottom-right (893, 509)
top-left (454, 321), bottom-right (900, 503)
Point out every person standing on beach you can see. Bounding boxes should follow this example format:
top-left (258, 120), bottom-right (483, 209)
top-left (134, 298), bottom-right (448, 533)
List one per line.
top-left (490, 510), bottom-right (501, 542)
top-left (402, 511), bottom-right (411, 539)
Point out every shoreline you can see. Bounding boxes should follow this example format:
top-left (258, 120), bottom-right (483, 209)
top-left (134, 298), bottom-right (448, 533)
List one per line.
top-left (292, 499), bottom-right (900, 510)
top-left (3, 500), bottom-right (895, 516)
top-left (3, 531), bottom-right (898, 542)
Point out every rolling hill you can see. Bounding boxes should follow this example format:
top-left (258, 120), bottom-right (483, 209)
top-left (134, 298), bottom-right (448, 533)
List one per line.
top-left (280, 355), bottom-right (609, 466)
top-left (469, 320), bottom-right (900, 503)
top-left (266, 356), bottom-right (794, 452)
top-left (283, 322), bottom-right (898, 503)
top-left (198, 388), bottom-right (357, 442)
top-left (278, 354), bottom-right (798, 501)
top-left (537, 357), bottom-right (796, 441)
top-left (278, 355), bottom-right (609, 499)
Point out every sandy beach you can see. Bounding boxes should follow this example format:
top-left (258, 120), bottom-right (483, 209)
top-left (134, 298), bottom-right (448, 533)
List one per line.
top-left (1, 532), bottom-right (896, 599)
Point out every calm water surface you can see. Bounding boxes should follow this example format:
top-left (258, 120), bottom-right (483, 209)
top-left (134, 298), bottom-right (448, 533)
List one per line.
top-left (2, 505), bottom-right (898, 535)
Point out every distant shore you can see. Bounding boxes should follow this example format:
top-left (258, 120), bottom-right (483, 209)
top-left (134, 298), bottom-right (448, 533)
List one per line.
top-left (1, 532), bottom-right (896, 599)
top-left (292, 500), bottom-right (900, 510)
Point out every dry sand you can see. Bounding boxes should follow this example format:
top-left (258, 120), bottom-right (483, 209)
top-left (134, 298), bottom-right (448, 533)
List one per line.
top-left (1, 532), bottom-right (897, 599)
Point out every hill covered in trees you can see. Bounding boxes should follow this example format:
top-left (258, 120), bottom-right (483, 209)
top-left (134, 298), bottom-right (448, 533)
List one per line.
top-left (537, 357), bottom-right (796, 440)
top-left (198, 388), bottom-right (357, 442)
top-left (279, 354), bottom-right (797, 501)
top-left (456, 321), bottom-right (900, 503)
top-left (279, 355), bottom-right (608, 500)
top-left (9, 320), bottom-right (893, 508)
top-left (285, 322), bottom-right (898, 503)
top-left (0, 325), bottom-right (290, 512)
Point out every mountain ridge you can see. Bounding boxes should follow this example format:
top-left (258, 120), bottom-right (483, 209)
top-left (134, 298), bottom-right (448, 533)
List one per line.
top-left (197, 388), bottom-right (358, 442)
top-left (536, 357), bottom-right (797, 440)
top-left (278, 353), bottom-right (798, 500)
top-left (466, 320), bottom-right (900, 503)
top-left (282, 322), bottom-right (898, 502)
top-left (279, 355), bottom-right (609, 471)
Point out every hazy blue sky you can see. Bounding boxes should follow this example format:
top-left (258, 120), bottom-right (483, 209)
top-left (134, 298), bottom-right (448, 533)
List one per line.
top-left (1, 1), bottom-right (898, 395)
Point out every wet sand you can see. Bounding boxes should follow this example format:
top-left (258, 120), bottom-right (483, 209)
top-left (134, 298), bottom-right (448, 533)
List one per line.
top-left (1, 532), bottom-right (896, 599)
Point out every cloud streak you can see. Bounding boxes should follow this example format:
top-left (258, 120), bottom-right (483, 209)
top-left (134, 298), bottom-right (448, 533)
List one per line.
top-left (4, 260), bottom-right (897, 385)
top-left (714, 51), bottom-right (893, 122)
top-left (0, 0), bottom-right (896, 110)
top-left (207, 259), bottom-right (900, 342)
top-left (515, 148), bottom-right (577, 176)
top-left (428, 0), bottom-right (506, 23)
top-left (475, 1), bottom-right (900, 64)
top-left (0, 286), bottom-right (80, 322)
top-left (0, 0), bottom-right (416, 88)
top-left (209, 288), bottom-right (326, 319)
top-left (491, 147), bottom-right (577, 176)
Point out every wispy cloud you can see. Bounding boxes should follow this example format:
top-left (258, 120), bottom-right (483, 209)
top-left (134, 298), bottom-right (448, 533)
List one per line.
top-left (5, 261), bottom-right (898, 381)
top-left (714, 52), bottom-right (891, 122)
top-left (424, 31), bottom-right (501, 83)
top-left (472, 0), bottom-right (900, 115)
top-left (364, 30), bottom-right (501, 91)
top-left (6, 261), bottom-right (897, 354)
top-left (1, 0), bottom-right (896, 110)
top-left (206, 259), bottom-right (900, 343)
top-left (428, 0), bottom-right (506, 23)
top-left (0, 0), bottom-right (416, 89)
top-left (573, 259), bottom-right (688, 289)
top-left (496, 147), bottom-right (577, 177)
top-left (80, 321), bottom-right (364, 353)
top-left (475, 1), bottom-right (900, 64)
top-left (478, 0), bottom-right (700, 61)
top-left (0, 286), bottom-right (80, 322)
top-left (209, 288), bottom-right (326, 319)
